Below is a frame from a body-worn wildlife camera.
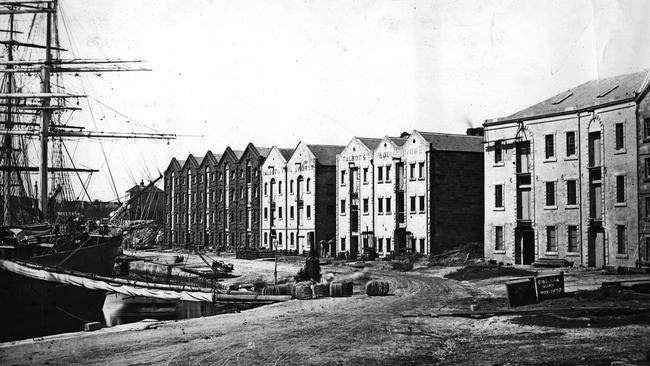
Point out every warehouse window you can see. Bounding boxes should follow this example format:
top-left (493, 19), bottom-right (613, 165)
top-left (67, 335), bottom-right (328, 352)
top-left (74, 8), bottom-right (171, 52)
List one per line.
top-left (494, 140), bottom-right (503, 163)
top-left (290, 206), bottom-right (295, 219)
top-left (377, 166), bottom-right (383, 182)
top-left (409, 163), bottom-right (416, 180)
top-left (615, 123), bottom-right (624, 150)
top-left (568, 226), bottom-right (578, 253)
top-left (418, 162), bottom-right (425, 180)
top-left (378, 238), bottom-right (383, 253)
top-left (340, 171), bottom-right (346, 186)
top-left (385, 165), bottom-right (391, 182)
top-left (495, 226), bottom-right (504, 250)
top-left (547, 226), bottom-right (557, 252)
top-left (419, 195), bottom-right (425, 213)
top-left (385, 197), bottom-right (391, 214)
top-left (645, 118), bottom-right (650, 138)
top-left (363, 198), bottom-right (369, 214)
top-left (306, 178), bottom-right (311, 193)
top-left (616, 176), bottom-right (625, 203)
top-left (306, 205), bottom-right (311, 219)
top-left (386, 238), bottom-right (391, 252)
top-left (646, 158), bottom-right (650, 179)
top-left (290, 180), bottom-right (294, 194)
top-left (546, 182), bottom-right (556, 206)
top-left (278, 206), bottom-right (283, 219)
top-left (566, 180), bottom-right (577, 205)
top-left (340, 200), bottom-right (345, 214)
top-left (495, 184), bottom-right (503, 208)
top-left (363, 168), bottom-right (368, 183)
top-left (377, 198), bottom-right (384, 214)
top-left (566, 131), bottom-right (576, 156)
top-left (617, 225), bottom-right (626, 254)
top-left (545, 134), bottom-right (555, 159)
top-left (340, 237), bottom-right (346, 251)
top-left (410, 196), bottom-right (416, 213)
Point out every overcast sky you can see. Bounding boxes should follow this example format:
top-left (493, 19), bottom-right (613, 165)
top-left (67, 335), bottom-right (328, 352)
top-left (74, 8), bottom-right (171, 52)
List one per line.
top-left (50, 0), bottom-right (650, 201)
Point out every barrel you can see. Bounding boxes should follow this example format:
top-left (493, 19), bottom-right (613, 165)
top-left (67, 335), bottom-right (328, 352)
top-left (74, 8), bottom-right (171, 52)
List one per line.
top-left (313, 283), bottom-right (330, 298)
top-left (286, 283), bottom-right (295, 298)
top-left (365, 280), bottom-right (390, 296)
top-left (294, 282), bottom-right (313, 300)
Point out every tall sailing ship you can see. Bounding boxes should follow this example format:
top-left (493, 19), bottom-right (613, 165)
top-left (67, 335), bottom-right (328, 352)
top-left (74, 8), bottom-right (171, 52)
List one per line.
top-left (0, 0), bottom-right (173, 341)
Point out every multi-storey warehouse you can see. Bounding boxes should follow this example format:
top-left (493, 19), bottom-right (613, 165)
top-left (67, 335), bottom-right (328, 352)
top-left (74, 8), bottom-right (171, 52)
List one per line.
top-left (483, 69), bottom-right (650, 269)
top-left (260, 146), bottom-right (294, 250)
top-left (336, 130), bottom-right (484, 258)
top-left (260, 143), bottom-right (343, 254)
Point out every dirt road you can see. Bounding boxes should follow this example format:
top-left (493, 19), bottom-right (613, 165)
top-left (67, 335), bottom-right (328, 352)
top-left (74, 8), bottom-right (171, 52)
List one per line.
top-left (1, 260), bottom-right (649, 365)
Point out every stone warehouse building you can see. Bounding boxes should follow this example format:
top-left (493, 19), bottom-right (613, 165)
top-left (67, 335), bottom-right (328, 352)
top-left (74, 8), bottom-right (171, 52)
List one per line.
top-left (336, 130), bottom-right (484, 258)
top-left (483, 69), bottom-right (650, 268)
top-left (260, 143), bottom-right (343, 253)
top-left (282, 143), bottom-right (342, 253)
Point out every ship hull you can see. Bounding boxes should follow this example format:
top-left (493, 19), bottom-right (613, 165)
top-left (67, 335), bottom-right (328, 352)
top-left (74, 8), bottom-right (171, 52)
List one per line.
top-left (0, 236), bottom-right (122, 342)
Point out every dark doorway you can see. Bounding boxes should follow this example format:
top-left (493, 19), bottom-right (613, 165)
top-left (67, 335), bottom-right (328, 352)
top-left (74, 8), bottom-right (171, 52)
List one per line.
top-left (588, 227), bottom-right (605, 268)
top-left (515, 229), bottom-right (535, 265)
top-left (350, 236), bottom-right (359, 258)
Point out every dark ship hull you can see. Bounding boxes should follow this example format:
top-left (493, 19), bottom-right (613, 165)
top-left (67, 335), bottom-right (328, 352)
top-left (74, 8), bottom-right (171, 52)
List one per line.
top-left (0, 235), bottom-right (122, 342)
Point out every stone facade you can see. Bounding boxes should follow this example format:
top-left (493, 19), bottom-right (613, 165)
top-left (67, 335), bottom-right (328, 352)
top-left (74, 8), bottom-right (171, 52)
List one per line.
top-left (336, 131), bottom-right (483, 258)
top-left (286, 143), bottom-right (343, 254)
top-left (260, 147), bottom-right (292, 250)
top-left (484, 70), bottom-right (650, 268)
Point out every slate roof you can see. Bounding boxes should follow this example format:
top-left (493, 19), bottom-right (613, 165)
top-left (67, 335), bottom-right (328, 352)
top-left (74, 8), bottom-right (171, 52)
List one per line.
top-left (278, 148), bottom-right (294, 161)
top-left (255, 147), bottom-right (272, 158)
top-left (307, 144), bottom-right (345, 166)
top-left (418, 132), bottom-right (483, 153)
top-left (488, 69), bottom-right (650, 124)
top-left (357, 137), bottom-right (383, 150)
top-left (232, 150), bottom-right (244, 160)
top-left (388, 136), bottom-right (408, 146)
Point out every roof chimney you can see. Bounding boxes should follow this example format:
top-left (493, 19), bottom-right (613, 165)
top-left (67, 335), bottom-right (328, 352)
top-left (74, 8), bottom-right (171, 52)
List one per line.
top-left (466, 127), bottom-right (484, 137)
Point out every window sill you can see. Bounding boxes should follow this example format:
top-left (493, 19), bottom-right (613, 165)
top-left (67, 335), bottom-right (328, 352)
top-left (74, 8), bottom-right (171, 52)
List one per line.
top-left (565, 252), bottom-right (580, 256)
top-left (418, 178), bottom-right (425, 181)
top-left (544, 205), bottom-right (558, 210)
top-left (545, 251), bottom-right (559, 256)
top-left (493, 207), bottom-right (505, 211)
top-left (385, 180), bottom-right (392, 184)
top-left (565, 205), bottom-right (579, 210)
top-left (493, 162), bottom-right (505, 167)
top-left (378, 212), bottom-right (384, 216)
top-left (493, 250), bottom-right (506, 255)
top-left (340, 213), bottom-right (346, 216)
top-left (616, 254), bottom-right (629, 259)
top-left (614, 202), bottom-right (627, 207)
top-left (543, 157), bottom-right (557, 163)
top-left (614, 148), bottom-right (627, 155)
top-left (363, 212), bottom-right (370, 216)
top-left (418, 211), bottom-right (425, 214)
top-left (644, 137), bottom-right (650, 143)
top-left (564, 155), bottom-right (578, 161)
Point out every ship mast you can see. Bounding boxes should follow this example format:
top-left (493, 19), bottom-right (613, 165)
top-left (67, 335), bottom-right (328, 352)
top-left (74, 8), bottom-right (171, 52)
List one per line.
top-left (2, 5), bottom-right (14, 224)
top-left (0, 0), bottom-right (176, 225)
top-left (38, 0), bottom-right (52, 220)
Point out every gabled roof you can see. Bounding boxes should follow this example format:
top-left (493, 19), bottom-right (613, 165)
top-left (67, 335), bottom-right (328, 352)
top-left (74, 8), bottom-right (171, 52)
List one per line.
top-left (357, 137), bottom-right (383, 150)
top-left (306, 144), bottom-right (345, 166)
top-left (199, 150), bottom-right (222, 168)
top-left (217, 147), bottom-right (242, 166)
top-left (180, 154), bottom-right (202, 171)
top-left (416, 131), bottom-right (483, 153)
top-left (240, 143), bottom-right (272, 161)
top-left (487, 69), bottom-right (650, 124)
top-left (387, 136), bottom-right (408, 146)
top-left (165, 157), bottom-right (182, 173)
top-left (278, 148), bottom-right (294, 160)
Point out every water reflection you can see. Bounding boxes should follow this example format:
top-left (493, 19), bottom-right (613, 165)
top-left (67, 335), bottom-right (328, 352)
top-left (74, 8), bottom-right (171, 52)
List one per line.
top-left (103, 293), bottom-right (261, 326)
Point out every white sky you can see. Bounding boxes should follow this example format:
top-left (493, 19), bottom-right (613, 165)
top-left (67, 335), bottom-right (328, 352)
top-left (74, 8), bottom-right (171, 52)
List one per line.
top-left (51, 0), bottom-right (650, 201)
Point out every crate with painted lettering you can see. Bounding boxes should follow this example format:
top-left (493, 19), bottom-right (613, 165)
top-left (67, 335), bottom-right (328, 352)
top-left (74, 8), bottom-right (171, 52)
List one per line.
top-left (535, 272), bottom-right (565, 301)
top-left (505, 277), bottom-right (537, 307)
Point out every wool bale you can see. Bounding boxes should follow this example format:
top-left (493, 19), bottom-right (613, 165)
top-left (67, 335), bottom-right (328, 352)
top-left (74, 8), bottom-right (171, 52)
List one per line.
top-left (313, 283), bottom-right (330, 298)
top-left (294, 282), bottom-right (313, 300)
top-left (365, 280), bottom-right (390, 296)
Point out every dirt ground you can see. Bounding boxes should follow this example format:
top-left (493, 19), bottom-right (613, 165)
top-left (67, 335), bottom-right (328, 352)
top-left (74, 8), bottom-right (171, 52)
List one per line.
top-left (1, 252), bottom-right (649, 366)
